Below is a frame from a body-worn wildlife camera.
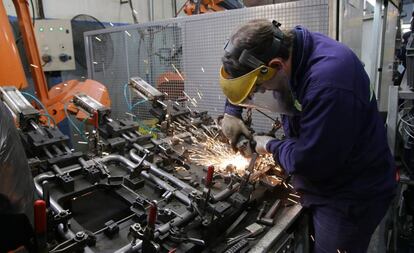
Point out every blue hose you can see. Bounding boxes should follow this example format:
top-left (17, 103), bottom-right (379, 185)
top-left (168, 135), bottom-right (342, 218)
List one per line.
top-left (123, 83), bottom-right (132, 109)
top-left (122, 83), bottom-right (160, 132)
top-left (123, 83), bottom-right (147, 111)
top-left (63, 102), bottom-right (87, 142)
top-left (79, 117), bottom-right (89, 135)
top-left (130, 99), bottom-right (147, 111)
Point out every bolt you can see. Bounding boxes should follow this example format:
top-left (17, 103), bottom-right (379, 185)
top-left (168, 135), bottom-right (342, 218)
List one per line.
top-left (76, 231), bottom-right (85, 239)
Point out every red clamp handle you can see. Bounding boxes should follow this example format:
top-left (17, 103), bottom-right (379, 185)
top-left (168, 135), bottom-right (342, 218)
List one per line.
top-left (34, 200), bottom-right (47, 234)
top-left (206, 165), bottom-right (214, 187)
top-left (148, 201), bottom-right (157, 228)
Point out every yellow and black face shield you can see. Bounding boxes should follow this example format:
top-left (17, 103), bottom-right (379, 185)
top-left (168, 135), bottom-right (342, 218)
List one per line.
top-left (219, 65), bottom-right (276, 105)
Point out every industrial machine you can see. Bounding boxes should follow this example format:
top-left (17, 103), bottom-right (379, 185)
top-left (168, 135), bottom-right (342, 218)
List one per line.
top-left (183, 0), bottom-right (244, 15)
top-left (0, 78), bottom-right (306, 252)
top-left (0, 87), bottom-right (83, 173)
top-left (34, 19), bottom-right (76, 72)
top-left (0, 0), bottom-right (110, 125)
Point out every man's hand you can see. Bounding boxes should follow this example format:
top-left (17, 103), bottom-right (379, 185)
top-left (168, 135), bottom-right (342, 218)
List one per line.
top-left (221, 113), bottom-right (252, 150)
top-left (253, 135), bottom-right (275, 154)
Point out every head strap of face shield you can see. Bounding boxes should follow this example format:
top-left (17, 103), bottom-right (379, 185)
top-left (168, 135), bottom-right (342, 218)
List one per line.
top-left (224, 20), bottom-right (285, 70)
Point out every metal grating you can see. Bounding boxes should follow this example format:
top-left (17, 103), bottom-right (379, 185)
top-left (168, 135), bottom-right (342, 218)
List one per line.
top-left (85, 0), bottom-right (329, 131)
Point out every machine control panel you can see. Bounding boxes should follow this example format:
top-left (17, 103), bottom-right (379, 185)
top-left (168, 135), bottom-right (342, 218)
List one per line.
top-left (34, 19), bottom-right (75, 71)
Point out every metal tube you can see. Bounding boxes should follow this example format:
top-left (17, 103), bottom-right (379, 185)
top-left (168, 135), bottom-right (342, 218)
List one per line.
top-left (140, 171), bottom-right (190, 205)
top-left (32, 121), bottom-right (46, 136)
top-left (114, 210), bottom-right (196, 253)
top-left (129, 131), bottom-right (138, 139)
top-left (129, 149), bottom-right (199, 194)
top-left (122, 133), bottom-right (133, 142)
top-left (98, 154), bottom-right (136, 172)
top-left (33, 172), bottom-right (63, 213)
top-left (43, 146), bottom-right (54, 159)
top-left (210, 183), bottom-right (240, 203)
top-left (78, 157), bottom-right (88, 168)
top-left (132, 143), bottom-right (149, 153)
top-left (52, 144), bottom-right (63, 156)
top-left (42, 180), bottom-right (50, 208)
top-left (155, 210), bottom-right (196, 234)
top-left (172, 0), bottom-right (177, 17)
top-left (52, 164), bottom-right (64, 175)
top-left (95, 153), bottom-right (191, 205)
top-left (60, 164), bottom-right (82, 174)
top-left (62, 143), bottom-right (72, 154)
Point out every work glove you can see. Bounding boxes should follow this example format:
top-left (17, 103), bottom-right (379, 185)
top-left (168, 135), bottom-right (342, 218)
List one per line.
top-left (253, 135), bottom-right (275, 154)
top-left (221, 113), bottom-right (252, 150)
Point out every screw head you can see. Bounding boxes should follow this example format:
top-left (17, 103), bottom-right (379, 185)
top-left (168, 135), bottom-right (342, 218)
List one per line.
top-left (76, 231), bottom-right (85, 239)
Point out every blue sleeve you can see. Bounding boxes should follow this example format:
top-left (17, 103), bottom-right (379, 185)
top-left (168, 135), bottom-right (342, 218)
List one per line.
top-left (224, 99), bottom-right (243, 118)
top-left (266, 87), bottom-right (356, 181)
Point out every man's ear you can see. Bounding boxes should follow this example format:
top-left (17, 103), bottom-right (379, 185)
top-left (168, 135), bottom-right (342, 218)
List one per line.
top-left (268, 58), bottom-right (284, 71)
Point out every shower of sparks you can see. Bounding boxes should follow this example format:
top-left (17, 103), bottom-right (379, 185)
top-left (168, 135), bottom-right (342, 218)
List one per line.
top-left (287, 198), bottom-right (298, 204)
top-left (125, 112), bottom-right (136, 118)
top-left (125, 30), bottom-right (131, 37)
top-left (109, 22), bottom-right (114, 27)
top-left (95, 37), bottom-right (102, 42)
top-left (171, 64), bottom-right (184, 80)
top-left (187, 134), bottom-right (282, 180)
top-left (289, 193), bottom-right (300, 198)
top-left (201, 67), bottom-right (205, 72)
top-left (164, 77), bottom-right (170, 82)
top-left (188, 135), bottom-right (249, 174)
top-left (30, 64), bottom-right (39, 68)
top-left (182, 91), bottom-right (198, 107)
top-left (157, 100), bottom-right (167, 108)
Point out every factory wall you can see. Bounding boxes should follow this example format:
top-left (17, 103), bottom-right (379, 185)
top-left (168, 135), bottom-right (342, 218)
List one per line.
top-left (4, 0), bottom-right (175, 24)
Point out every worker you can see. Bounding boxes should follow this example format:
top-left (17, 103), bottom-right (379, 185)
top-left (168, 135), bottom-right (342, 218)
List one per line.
top-left (219, 19), bottom-right (396, 253)
top-left (0, 100), bottom-right (35, 251)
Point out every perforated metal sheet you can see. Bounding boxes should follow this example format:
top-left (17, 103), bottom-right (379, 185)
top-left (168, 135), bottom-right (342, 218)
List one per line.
top-left (85, 0), bottom-right (329, 131)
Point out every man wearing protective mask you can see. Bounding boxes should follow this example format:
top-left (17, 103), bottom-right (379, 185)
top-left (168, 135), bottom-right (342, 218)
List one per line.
top-left (219, 19), bottom-right (396, 252)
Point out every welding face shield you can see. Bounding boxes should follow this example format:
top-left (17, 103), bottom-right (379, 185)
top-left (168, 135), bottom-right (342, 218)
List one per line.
top-left (219, 20), bottom-right (300, 115)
